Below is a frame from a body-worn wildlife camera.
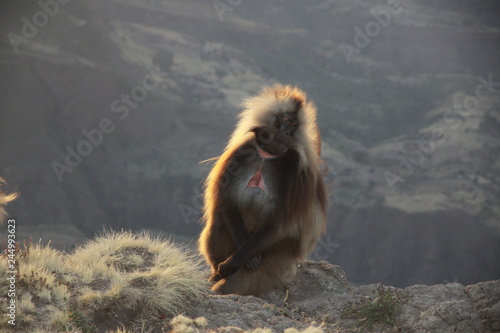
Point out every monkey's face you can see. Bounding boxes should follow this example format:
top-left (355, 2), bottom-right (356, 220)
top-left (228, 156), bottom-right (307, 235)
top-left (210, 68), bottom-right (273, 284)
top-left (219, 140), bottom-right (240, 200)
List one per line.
top-left (252, 113), bottom-right (299, 156)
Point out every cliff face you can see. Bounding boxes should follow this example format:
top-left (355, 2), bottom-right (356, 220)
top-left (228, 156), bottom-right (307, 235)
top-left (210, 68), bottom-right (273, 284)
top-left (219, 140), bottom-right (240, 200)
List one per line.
top-left (1, 0), bottom-right (499, 287)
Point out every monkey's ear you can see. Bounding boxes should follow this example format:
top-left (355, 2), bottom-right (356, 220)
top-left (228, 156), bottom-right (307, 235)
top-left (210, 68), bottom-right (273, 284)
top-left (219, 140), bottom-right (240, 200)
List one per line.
top-left (290, 97), bottom-right (303, 114)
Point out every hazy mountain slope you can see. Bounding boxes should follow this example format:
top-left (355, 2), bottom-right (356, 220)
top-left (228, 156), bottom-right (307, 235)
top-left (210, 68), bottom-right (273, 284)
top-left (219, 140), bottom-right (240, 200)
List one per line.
top-left (1, 0), bottom-right (499, 286)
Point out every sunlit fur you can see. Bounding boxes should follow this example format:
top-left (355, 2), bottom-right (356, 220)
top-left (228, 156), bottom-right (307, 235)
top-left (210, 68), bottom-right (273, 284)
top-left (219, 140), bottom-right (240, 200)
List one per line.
top-left (229, 85), bottom-right (322, 166)
top-left (199, 84), bottom-right (327, 296)
top-left (0, 178), bottom-right (17, 225)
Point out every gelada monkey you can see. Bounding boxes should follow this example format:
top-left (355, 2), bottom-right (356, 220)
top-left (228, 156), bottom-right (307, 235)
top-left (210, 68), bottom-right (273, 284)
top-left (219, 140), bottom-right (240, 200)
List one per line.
top-left (199, 85), bottom-right (327, 295)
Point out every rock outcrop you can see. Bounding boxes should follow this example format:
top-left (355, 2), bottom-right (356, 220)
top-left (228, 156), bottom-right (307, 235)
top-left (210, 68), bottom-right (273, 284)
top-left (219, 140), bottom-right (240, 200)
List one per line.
top-left (181, 261), bottom-right (500, 333)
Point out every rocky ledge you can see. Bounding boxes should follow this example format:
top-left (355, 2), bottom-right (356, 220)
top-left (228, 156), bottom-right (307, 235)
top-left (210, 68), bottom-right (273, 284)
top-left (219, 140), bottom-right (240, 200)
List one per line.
top-left (181, 261), bottom-right (500, 333)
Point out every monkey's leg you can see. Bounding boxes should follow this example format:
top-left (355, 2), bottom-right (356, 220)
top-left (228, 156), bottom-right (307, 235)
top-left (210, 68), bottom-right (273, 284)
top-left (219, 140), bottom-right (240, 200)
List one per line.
top-left (202, 220), bottom-right (236, 281)
top-left (220, 206), bottom-right (248, 246)
top-left (213, 240), bottom-right (298, 296)
top-left (208, 206), bottom-right (251, 281)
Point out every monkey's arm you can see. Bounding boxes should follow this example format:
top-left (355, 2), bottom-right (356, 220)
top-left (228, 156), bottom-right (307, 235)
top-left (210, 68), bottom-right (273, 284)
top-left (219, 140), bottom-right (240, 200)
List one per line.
top-left (215, 222), bottom-right (280, 279)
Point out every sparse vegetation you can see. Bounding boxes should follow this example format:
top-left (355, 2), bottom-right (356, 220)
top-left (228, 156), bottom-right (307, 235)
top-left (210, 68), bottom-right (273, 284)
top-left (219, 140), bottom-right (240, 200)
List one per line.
top-left (284, 327), bottom-right (324, 333)
top-left (167, 314), bottom-right (208, 333)
top-left (341, 284), bottom-right (404, 331)
top-left (166, 314), bottom-right (324, 333)
top-left (0, 231), bottom-right (209, 332)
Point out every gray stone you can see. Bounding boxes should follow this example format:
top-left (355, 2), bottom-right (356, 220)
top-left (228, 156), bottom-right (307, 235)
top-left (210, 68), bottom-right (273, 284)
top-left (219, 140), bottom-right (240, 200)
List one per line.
top-left (183, 261), bottom-right (500, 333)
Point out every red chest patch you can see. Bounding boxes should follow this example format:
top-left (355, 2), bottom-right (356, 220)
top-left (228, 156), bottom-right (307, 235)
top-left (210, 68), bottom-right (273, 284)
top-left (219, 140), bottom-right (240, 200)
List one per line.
top-left (247, 169), bottom-right (266, 190)
top-left (246, 149), bottom-right (275, 191)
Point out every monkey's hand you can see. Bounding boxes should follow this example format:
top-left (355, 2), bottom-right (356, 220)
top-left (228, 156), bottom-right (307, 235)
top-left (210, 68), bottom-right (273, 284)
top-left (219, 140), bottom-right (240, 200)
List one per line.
top-left (245, 254), bottom-right (262, 270)
top-left (216, 258), bottom-right (239, 279)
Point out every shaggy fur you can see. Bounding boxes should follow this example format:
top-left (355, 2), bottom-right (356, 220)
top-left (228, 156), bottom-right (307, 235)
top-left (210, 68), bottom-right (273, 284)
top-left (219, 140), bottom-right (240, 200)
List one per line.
top-left (199, 84), bottom-right (327, 295)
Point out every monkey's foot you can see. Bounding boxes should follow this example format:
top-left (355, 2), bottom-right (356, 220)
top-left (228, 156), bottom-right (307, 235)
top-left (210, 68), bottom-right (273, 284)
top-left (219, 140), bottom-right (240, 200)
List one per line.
top-left (245, 254), bottom-right (262, 270)
top-left (209, 272), bottom-right (223, 282)
top-left (217, 260), bottom-right (239, 278)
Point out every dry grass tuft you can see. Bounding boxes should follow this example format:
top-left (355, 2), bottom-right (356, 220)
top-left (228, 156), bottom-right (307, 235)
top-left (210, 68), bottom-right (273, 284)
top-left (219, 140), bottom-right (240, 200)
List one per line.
top-left (0, 240), bottom-right (71, 330)
top-left (169, 315), bottom-right (208, 333)
top-left (284, 327), bottom-right (324, 333)
top-left (67, 230), bottom-right (209, 330)
top-left (0, 231), bottom-right (209, 332)
top-left (167, 315), bottom-right (324, 333)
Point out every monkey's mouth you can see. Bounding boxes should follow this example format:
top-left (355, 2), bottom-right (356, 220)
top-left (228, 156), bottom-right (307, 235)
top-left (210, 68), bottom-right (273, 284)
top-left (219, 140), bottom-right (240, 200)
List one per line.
top-left (257, 148), bottom-right (277, 159)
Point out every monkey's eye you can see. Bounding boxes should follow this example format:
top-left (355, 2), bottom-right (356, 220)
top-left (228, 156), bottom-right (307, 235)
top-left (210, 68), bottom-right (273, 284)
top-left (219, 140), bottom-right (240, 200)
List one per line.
top-left (260, 130), bottom-right (271, 141)
top-left (283, 115), bottom-right (298, 127)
